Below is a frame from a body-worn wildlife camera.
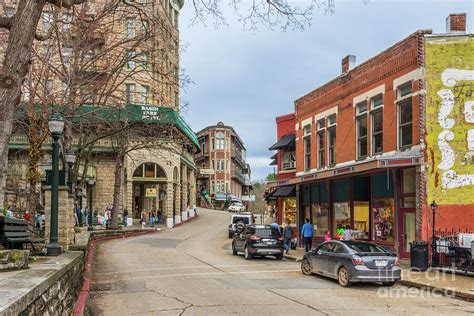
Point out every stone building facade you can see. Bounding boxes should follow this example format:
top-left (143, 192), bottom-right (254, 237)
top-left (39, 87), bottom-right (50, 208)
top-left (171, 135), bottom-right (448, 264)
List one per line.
top-left (1, 0), bottom-right (197, 229)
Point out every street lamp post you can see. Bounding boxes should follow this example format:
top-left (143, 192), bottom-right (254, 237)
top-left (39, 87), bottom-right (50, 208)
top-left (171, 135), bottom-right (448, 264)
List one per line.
top-left (87, 177), bottom-right (95, 231)
top-left (46, 113), bottom-right (65, 256)
top-left (65, 150), bottom-right (76, 193)
top-left (430, 200), bottom-right (438, 265)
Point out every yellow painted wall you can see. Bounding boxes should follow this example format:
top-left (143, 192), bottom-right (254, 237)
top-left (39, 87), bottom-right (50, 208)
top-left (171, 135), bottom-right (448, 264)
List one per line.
top-left (425, 35), bottom-right (474, 204)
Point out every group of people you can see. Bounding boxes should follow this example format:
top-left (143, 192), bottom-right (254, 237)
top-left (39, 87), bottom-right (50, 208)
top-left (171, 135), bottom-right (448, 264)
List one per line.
top-left (75, 204), bottom-right (121, 229)
top-left (140, 209), bottom-right (163, 228)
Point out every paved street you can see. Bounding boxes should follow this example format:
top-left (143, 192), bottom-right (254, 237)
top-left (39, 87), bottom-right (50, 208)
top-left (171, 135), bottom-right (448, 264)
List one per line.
top-left (89, 208), bottom-right (474, 315)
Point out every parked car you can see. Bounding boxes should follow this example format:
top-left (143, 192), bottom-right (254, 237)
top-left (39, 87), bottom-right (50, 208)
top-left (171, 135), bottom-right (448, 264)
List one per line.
top-left (301, 240), bottom-right (401, 287)
top-left (232, 225), bottom-right (284, 260)
top-left (228, 213), bottom-right (255, 238)
top-left (228, 202), bottom-right (246, 213)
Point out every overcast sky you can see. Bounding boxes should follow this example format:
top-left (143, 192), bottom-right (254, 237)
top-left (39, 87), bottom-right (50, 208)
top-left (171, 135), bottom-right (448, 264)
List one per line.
top-left (179, 0), bottom-right (474, 181)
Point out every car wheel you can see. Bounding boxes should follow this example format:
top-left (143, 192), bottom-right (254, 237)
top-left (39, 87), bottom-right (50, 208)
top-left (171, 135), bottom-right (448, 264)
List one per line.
top-left (382, 281), bottom-right (396, 287)
top-left (276, 252), bottom-right (283, 260)
top-left (244, 246), bottom-right (253, 260)
top-left (337, 266), bottom-right (351, 287)
top-left (301, 258), bottom-right (312, 275)
top-left (232, 242), bottom-right (237, 255)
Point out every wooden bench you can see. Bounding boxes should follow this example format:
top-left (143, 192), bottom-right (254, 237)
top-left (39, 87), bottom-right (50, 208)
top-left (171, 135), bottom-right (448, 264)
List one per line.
top-left (0, 216), bottom-right (34, 250)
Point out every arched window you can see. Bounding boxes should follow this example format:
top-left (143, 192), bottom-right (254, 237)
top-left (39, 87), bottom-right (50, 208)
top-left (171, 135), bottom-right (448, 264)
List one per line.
top-left (133, 163), bottom-right (166, 179)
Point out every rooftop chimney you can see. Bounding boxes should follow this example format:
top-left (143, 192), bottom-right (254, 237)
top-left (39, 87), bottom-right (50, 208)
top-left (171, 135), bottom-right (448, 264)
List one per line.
top-left (341, 55), bottom-right (356, 74)
top-left (446, 13), bottom-right (466, 33)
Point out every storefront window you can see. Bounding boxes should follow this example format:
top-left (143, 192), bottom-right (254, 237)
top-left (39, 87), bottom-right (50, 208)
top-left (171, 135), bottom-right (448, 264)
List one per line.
top-left (334, 202), bottom-right (351, 238)
top-left (353, 201), bottom-right (370, 239)
top-left (283, 198), bottom-right (297, 226)
top-left (373, 198), bottom-right (395, 242)
top-left (312, 203), bottom-right (329, 236)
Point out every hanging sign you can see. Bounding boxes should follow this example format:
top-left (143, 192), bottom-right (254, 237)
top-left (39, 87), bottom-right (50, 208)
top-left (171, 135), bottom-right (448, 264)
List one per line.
top-left (145, 188), bottom-right (157, 198)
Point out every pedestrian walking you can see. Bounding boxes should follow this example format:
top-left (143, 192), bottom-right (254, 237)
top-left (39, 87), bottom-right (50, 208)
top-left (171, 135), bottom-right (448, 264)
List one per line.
top-left (193, 204), bottom-right (197, 216)
top-left (84, 208), bottom-right (89, 227)
top-left (75, 203), bottom-right (82, 226)
top-left (157, 209), bottom-right (162, 224)
top-left (283, 221), bottom-right (293, 254)
top-left (122, 208), bottom-right (128, 227)
top-left (141, 211), bottom-right (147, 229)
top-left (149, 210), bottom-right (156, 227)
top-left (301, 218), bottom-right (314, 252)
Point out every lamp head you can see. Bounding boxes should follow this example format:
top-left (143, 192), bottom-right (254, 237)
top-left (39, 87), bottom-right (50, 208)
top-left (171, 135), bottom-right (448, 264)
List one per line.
top-left (65, 150), bottom-right (76, 164)
top-left (87, 177), bottom-right (95, 186)
top-left (430, 200), bottom-right (438, 211)
top-left (48, 113), bottom-right (65, 136)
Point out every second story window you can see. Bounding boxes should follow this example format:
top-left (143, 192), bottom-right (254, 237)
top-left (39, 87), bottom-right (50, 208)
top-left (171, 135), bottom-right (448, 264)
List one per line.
top-left (317, 119), bottom-right (325, 168)
top-left (356, 101), bottom-right (368, 159)
top-left (215, 132), bottom-right (225, 150)
top-left (140, 85), bottom-right (149, 104)
top-left (126, 83), bottom-right (136, 103)
top-left (397, 82), bottom-right (413, 149)
top-left (127, 50), bottom-right (136, 69)
top-left (126, 17), bottom-right (136, 38)
top-left (371, 94), bottom-right (384, 155)
top-left (303, 124), bottom-right (311, 171)
top-left (327, 114), bottom-right (336, 165)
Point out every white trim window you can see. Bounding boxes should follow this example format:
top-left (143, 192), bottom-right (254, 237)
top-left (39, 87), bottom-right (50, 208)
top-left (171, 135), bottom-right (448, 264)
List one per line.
top-left (127, 50), bottom-right (136, 69)
top-left (63, 13), bottom-right (73, 32)
top-left (126, 17), bottom-right (136, 38)
top-left (303, 124), bottom-right (311, 171)
top-left (61, 47), bottom-right (73, 69)
top-left (371, 94), bottom-right (384, 155)
top-left (140, 85), bottom-right (149, 104)
top-left (126, 83), bottom-right (136, 103)
top-left (215, 132), bottom-right (225, 150)
top-left (356, 101), bottom-right (368, 159)
top-left (142, 52), bottom-right (148, 69)
top-left (327, 114), bottom-right (337, 165)
top-left (397, 82), bottom-right (413, 149)
top-left (317, 119), bottom-right (326, 168)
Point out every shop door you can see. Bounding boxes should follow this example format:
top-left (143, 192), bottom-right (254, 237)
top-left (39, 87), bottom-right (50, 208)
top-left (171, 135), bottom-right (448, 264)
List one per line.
top-left (399, 210), bottom-right (416, 259)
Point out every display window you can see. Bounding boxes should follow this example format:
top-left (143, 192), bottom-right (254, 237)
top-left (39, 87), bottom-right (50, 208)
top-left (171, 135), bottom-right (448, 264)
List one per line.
top-left (312, 203), bottom-right (329, 237)
top-left (282, 198), bottom-right (297, 226)
top-left (373, 198), bottom-right (395, 242)
top-left (333, 202), bottom-right (351, 238)
top-left (353, 201), bottom-right (370, 239)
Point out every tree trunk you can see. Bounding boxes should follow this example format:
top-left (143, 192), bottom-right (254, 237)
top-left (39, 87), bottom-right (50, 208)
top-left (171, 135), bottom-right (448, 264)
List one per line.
top-left (0, 0), bottom-right (46, 207)
top-left (110, 150), bottom-right (124, 229)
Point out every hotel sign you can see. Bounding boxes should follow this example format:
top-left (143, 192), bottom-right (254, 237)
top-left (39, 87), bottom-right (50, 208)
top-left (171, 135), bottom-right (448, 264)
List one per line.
top-left (200, 169), bottom-right (215, 175)
top-left (145, 188), bottom-right (157, 198)
top-left (141, 106), bottom-right (161, 121)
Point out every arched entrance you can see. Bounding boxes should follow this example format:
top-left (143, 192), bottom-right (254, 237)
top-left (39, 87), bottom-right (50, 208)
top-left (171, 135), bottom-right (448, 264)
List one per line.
top-left (132, 162), bottom-right (167, 219)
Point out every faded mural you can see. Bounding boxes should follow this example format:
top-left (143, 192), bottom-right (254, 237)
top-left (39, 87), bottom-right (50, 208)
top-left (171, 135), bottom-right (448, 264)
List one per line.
top-left (426, 35), bottom-right (474, 204)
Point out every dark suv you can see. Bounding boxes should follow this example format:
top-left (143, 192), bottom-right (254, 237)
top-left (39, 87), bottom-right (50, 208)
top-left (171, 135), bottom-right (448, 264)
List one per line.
top-left (232, 225), bottom-right (284, 260)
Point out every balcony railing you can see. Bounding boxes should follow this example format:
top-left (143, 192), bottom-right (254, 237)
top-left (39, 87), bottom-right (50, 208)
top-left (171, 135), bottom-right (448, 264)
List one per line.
top-left (282, 161), bottom-right (296, 170)
top-left (231, 168), bottom-right (246, 185)
top-left (196, 148), bottom-right (209, 159)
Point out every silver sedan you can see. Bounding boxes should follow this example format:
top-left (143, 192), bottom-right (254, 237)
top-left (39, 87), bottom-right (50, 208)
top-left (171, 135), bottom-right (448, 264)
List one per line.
top-left (301, 240), bottom-right (402, 287)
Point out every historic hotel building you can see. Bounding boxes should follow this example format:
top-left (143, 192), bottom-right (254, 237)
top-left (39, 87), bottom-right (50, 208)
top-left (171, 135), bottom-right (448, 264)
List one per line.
top-left (269, 14), bottom-right (473, 258)
top-left (2, 0), bottom-right (197, 228)
top-left (195, 122), bottom-right (252, 209)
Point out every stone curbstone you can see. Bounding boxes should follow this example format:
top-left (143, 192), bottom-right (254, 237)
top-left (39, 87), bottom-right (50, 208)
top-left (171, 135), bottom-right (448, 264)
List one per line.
top-left (400, 280), bottom-right (474, 302)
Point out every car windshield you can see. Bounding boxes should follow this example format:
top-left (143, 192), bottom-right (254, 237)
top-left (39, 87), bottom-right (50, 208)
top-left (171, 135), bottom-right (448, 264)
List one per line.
top-left (232, 217), bottom-right (250, 224)
top-left (232, 203), bottom-right (242, 207)
top-left (255, 228), bottom-right (280, 238)
top-left (344, 241), bottom-right (387, 253)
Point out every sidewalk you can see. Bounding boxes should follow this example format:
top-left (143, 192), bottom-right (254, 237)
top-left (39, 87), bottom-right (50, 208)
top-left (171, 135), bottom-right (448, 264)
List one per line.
top-left (283, 247), bottom-right (474, 301)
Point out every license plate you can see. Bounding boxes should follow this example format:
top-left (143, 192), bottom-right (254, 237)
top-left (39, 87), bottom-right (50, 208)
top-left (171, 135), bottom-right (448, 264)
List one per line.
top-left (375, 260), bottom-right (388, 267)
top-left (264, 240), bottom-right (276, 245)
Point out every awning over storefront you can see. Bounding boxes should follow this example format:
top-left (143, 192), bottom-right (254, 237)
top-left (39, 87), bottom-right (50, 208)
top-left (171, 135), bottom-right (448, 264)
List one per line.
top-left (269, 134), bottom-right (295, 150)
top-left (271, 185), bottom-right (296, 197)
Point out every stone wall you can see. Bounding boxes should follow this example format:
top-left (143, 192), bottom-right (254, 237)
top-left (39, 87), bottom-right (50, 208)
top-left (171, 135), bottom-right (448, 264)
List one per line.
top-left (0, 252), bottom-right (84, 316)
top-left (44, 186), bottom-right (75, 251)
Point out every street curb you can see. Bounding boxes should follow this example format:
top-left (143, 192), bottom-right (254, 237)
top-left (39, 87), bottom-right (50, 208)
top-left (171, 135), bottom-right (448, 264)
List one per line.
top-left (72, 229), bottom-right (156, 316)
top-left (174, 214), bottom-right (199, 227)
top-left (399, 280), bottom-right (474, 302)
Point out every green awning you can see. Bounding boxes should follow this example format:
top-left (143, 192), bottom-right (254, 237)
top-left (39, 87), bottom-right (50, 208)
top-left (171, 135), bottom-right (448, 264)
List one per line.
top-left (16, 103), bottom-right (199, 150)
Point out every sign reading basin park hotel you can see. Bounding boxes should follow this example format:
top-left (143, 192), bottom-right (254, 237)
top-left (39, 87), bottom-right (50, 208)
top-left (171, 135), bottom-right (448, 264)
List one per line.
top-left (269, 14), bottom-right (474, 258)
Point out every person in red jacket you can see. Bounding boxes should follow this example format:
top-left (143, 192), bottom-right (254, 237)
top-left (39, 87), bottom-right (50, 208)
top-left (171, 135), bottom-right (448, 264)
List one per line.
top-left (24, 211), bottom-right (31, 221)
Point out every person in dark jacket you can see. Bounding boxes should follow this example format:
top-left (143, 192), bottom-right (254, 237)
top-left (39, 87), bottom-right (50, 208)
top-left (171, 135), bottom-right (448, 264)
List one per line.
top-left (283, 221), bottom-right (293, 254)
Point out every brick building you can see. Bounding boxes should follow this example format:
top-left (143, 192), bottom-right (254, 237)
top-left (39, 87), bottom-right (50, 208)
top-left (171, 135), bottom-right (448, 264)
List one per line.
top-left (268, 113), bottom-right (297, 226)
top-left (269, 14), bottom-right (473, 258)
top-left (196, 122), bottom-right (252, 209)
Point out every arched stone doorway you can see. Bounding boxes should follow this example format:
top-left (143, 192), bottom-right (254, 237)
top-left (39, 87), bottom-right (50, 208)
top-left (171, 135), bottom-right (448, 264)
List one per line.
top-left (132, 162), bottom-right (167, 219)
